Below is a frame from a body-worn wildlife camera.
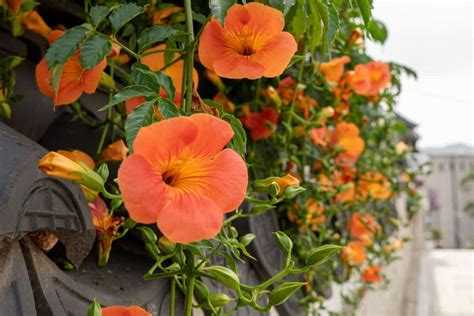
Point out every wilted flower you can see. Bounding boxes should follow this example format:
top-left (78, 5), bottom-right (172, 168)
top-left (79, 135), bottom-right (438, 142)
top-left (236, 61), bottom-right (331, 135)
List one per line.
top-left (23, 10), bottom-right (51, 39)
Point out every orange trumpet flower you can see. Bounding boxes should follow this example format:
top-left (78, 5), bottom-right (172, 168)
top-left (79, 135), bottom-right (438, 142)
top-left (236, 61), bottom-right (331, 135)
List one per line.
top-left (348, 212), bottom-right (379, 245)
top-left (362, 265), bottom-right (381, 283)
top-left (349, 61), bottom-right (391, 96)
top-left (198, 2), bottom-right (297, 79)
top-left (242, 107), bottom-right (279, 141)
top-left (320, 56), bottom-right (351, 83)
top-left (118, 114), bottom-right (248, 243)
top-left (23, 10), bottom-right (51, 39)
top-left (35, 30), bottom-right (107, 106)
top-left (341, 241), bottom-right (366, 266)
top-left (330, 121), bottom-right (365, 165)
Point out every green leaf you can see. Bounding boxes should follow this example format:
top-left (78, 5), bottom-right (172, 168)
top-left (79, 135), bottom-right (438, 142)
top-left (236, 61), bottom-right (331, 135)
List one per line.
top-left (273, 231), bottom-right (293, 255)
top-left (286, 0), bottom-right (307, 40)
top-left (124, 101), bottom-right (155, 151)
top-left (356, 0), bottom-right (373, 27)
top-left (201, 266), bottom-right (240, 293)
top-left (0, 55), bottom-right (23, 69)
top-left (269, 0), bottom-right (296, 15)
top-left (308, 0), bottom-right (323, 52)
top-left (100, 85), bottom-right (156, 111)
top-left (155, 72), bottom-right (176, 101)
top-left (45, 26), bottom-right (89, 68)
top-left (87, 299), bottom-right (101, 316)
top-left (51, 64), bottom-right (64, 97)
top-left (368, 19), bottom-right (388, 44)
top-left (325, 3), bottom-right (340, 53)
top-left (131, 63), bottom-right (161, 91)
top-left (305, 244), bottom-right (343, 267)
top-left (209, 0), bottom-right (236, 23)
top-left (239, 233), bottom-right (256, 246)
top-left (282, 186), bottom-right (306, 199)
top-left (222, 113), bottom-right (247, 156)
top-left (157, 98), bottom-right (180, 119)
top-left (90, 5), bottom-right (110, 28)
top-left (137, 226), bottom-right (158, 244)
top-left (0, 102), bottom-right (12, 119)
top-left (80, 34), bottom-right (111, 69)
top-left (137, 25), bottom-right (178, 52)
top-left (269, 282), bottom-right (306, 306)
top-left (109, 3), bottom-right (144, 34)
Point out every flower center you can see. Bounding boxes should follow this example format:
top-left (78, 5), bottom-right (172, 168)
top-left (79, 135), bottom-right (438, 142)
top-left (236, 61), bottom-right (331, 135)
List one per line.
top-left (159, 157), bottom-right (211, 190)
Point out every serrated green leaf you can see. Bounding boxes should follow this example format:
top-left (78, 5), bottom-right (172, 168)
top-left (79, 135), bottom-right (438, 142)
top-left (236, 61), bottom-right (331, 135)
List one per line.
top-left (131, 63), bottom-right (161, 91)
top-left (45, 26), bottom-right (89, 68)
top-left (90, 5), bottom-right (109, 28)
top-left (100, 85), bottom-right (156, 111)
top-left (269, 0), bottom-right (296, 15)
top-left (209, 0), bottom-right (236, 23)
top-left (157, 98), bottom-right (180, 118)
top-left (137, 25), bottom-right (178, 52)
top-left (269, 282), bottom-right (306, 306)
top-left (80, 34), bottom-right (111, 69)
top-left (356, 0), bottom-right (373, 27)
top-left (222, 113), bottom-right (247, 156)
top-left (325, 3), bottom-right (340, 54)
top-left (368, 19), bottom-right (388, 44)
top-left (286, 0), bottom-right (307, 41)
top-left (51, 64), bottom-right (64, 98)
top-left (154, 71), bottom-right (176, 101)
top-left (109, 3), bottom-right (144, 34)
top-left (125, 101), bottom-right (155, 151)
top-left (308, 0), bottom-right (323, 52)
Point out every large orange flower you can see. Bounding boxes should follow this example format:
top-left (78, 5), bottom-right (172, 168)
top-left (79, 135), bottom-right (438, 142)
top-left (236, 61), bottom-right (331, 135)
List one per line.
top-left (36, 30), bottom-right (107, 106)
top-left (118, 114), bottom-right (248, 243)
top-left (198, 2), bottom-right (297, 79)
top-left (320, 56), bottom-right (351, 83)
top-left (102, 306), bottom-right (151, 316)
top-left (341, 241), bottom-right (366, 266)
top-left (348, 212), bottom-right (379, 245)
top-left (349, 61), bottom-right (391, 96)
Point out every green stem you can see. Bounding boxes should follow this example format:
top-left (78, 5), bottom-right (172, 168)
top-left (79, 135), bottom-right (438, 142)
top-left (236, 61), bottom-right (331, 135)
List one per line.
top-left (112, 39), bottom-right (139, 60)
top-left (96, 123), bottom-right (109, 156)
top-left (183, 0), bottom-right (195, 113)
top-left (257, 261), bottom-right (294, 290)
top-left (169, 278), bottom-right (176, 316)
top-left (184, 249), bottom-right (195, 316)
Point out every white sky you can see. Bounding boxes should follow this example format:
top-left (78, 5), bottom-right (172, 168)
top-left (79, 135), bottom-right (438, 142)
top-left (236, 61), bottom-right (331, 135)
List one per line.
top-left (366, 0), bottom-right (473, 148)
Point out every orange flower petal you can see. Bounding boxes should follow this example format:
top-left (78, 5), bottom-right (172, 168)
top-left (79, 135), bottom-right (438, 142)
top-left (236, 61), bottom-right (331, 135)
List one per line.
top-left (35, 58), bottom-right (54, 98)
top-left (57, 149), bottom-right (95, 169)
top-left (198, 18), bottom-right (228, 73)
top-left (133, 116), bottom-right (198, 167)
top-left (156, 193), bottom-right (223, 243)
top-left (185, 113), bottom-right (234, 157)
top-left (83, 58), bottom-right (107, 94)
top-left (224, 2), bottom-right (284, 36)
top-left (102, 306), bottom-right (151, 316)
top-left (198, 148), bottom-right (248, 213)
top-left (251, 32), bottom-right (297, 78)
top-left (213, 53), bottom-right (265, 80)
top-left (118, 155), bottom-right (166, 224)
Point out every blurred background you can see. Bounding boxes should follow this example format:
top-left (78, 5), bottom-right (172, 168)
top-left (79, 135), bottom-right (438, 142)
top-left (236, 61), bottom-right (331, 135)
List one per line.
top-left (331, 0), bottom-right (474, 315)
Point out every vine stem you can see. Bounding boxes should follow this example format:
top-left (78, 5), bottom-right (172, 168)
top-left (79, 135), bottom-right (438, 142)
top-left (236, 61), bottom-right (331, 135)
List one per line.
top-left (184, 249), bottom-right (195, 316)
top-left (111, 39), bottom-right (139, 60)
top-left (183, 0), bottom-right (195, 113)
top-left (169, 278), bottom-right (176, 316)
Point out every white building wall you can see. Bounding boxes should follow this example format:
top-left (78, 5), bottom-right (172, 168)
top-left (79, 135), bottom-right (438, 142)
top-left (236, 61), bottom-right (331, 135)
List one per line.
top-left (425, 155), bottom-right (474, 248)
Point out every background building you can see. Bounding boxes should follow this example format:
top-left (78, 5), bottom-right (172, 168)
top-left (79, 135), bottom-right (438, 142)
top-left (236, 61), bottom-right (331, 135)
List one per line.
top-left (423, 144), bottom-right (474, 248)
